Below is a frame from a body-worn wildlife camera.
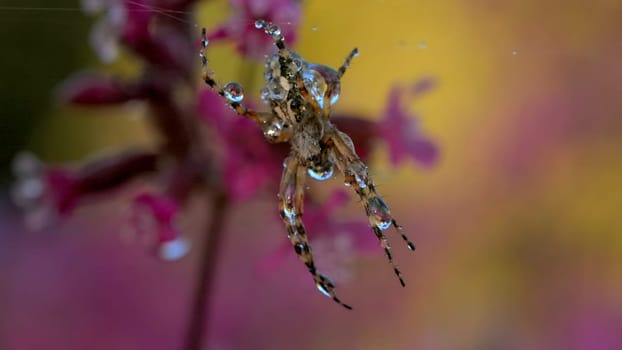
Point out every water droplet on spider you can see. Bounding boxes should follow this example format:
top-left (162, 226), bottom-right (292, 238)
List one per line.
top-left (223, 82), bottom-right (244, 102)
top-left (263, 120), bottom-right (284, 139)
top-left (302, 69), bottom-right (328, 108)
top-left (308, 166), bottom-right (334, 181)
top-left (290, 53), bottom-right (305, 71)
top-left (261, 23), bottom-right (281, 37)
top-left (254, 19), bottom-right (266, 29)
top-left (355, 174), bottom-right (367, 188)
top-left (260, 87), bottom-right (270, 103)
top-left (158, 237), bottom-right (191, 261)
top-left (367, 197), bottom-right (392, 230)
top-left (294, 243), bottom-right (307, 254)
top-left (270, 26), bottom-right (281, 36)
top-left (283, 207), bottom-right (296, 224)
top-left (267, 81), bottom-right (287, 101)
top-left (316, 282), bottom-right (332, 298)
top-left (329, 89), bottom-right (340, 106)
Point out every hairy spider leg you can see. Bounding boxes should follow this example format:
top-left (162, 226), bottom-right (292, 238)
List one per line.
top-left (280, 156), bottom-right (352, 310)
top-left (325, 128), bottom-right (416, 287)
top-left (337, 48), bottom-right (359, 79)
top-left (319, 48), bottom-right (359, 120)
top-left (199, 28), bottom-right (263, 124)
top-left (200, 28), bottom-right (291, 142)
top-left (254, 20), bottom-right (292, 60)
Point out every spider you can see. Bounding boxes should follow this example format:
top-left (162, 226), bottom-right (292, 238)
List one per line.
top-left (199, 20), bottom-right (415, 309)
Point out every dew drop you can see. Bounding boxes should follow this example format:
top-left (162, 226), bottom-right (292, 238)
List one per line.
top-left (260, 87), bottom-right (270, 103)
top-left (263, 120), bottom-right (284, 140)
top-left (367, 197), bottom-right (392, 230)
top-left (308, 166), bottom-right (334, 181)
top-left (407, 242), bottom-right (416, 251)
top-left (316, 282), bottom-right (331, 298)
top-left (283, 207), bottom-right (296, 224)
top-left (302, 68), bottom-right (328, 108)
top-left (267, 80), bottom-right (287, 101)
top-left (290, 53), bottom-right (305, 71)
top-left (258, 22), bottom-right (281, 37)
top-left (268, 25), bottom-right (281, 36)
top-left (355, 175), bottom-right (367, 188)
top-left (329, 89), bottom-right (340, 106)
top-left (223, 82), bottom-right (244, 102)
top-left (294, 243), bottom-right (306, 254)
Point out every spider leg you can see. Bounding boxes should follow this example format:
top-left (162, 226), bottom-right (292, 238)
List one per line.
top-left (337, 48), bottom-right (359, 79)
top-left (199, 28), bottom-right (262, 124)
top-left (280, 156), bottom-right (352, 309)
top-left (325, 128), bottom-right (416, 287)
top-left (254, 20), bottom-right (291, 59)
top-left (200, 29), bottom-right (292, 142)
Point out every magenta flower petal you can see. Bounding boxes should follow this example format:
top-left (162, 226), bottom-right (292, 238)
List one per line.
top-left (57, 73), bottom-right (139, 105)
top-left (331, 116), bottom-right (376, 160)
top-left (133, 193), bottom-right (180, 242)
top-left (45, 169), bottom-right (81, 215)
top-left (211, 0), bottom-right (301, 59)
top-left (10, 152), bottom-right (81, 230)
top-left (198, 90), bottom-right (284, 201)
top-left (121, 0), bottom-right (152, 44)
top-left (380, 82), bottom-right (439, 168)
top-left (129, 192), bottom-right (190, 261)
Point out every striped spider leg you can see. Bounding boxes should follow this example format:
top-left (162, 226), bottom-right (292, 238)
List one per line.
top-left (280, 156), bottom-right (352, 309)
top-left (324, 128), bottom-right (416, 287)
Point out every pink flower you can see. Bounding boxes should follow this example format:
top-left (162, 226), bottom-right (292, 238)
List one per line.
top-left (333, 78), bottom-right (439, 168)
top-left (11, 150), bottom-right (159, 230)
top-left (83, 0), bottom-right (194, 69)
top-left (198, 89), bottom-right (286, 201)
top-left (208, 0), bottom-right (301, 60)
top-left (57, 72), bottom-right (140, 105)
top-left (82, 0), bottom-right (128, 62)
top-left (129, 192), bottom-right (190, 261)
top-left (380, 79), bottom-right (439, 167)
top-left (10, 152), bottom-right (79, 230)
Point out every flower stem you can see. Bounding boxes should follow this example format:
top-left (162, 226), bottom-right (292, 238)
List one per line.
top-left (183, 191), bottom-right (229, 350)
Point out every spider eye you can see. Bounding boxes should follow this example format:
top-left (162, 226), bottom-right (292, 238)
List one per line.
top-left (302, 64), bottom-right (341, 109)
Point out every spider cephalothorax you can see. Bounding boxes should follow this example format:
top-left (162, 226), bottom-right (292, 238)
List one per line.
top-left (200, 20), bottom-right (415, 309)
